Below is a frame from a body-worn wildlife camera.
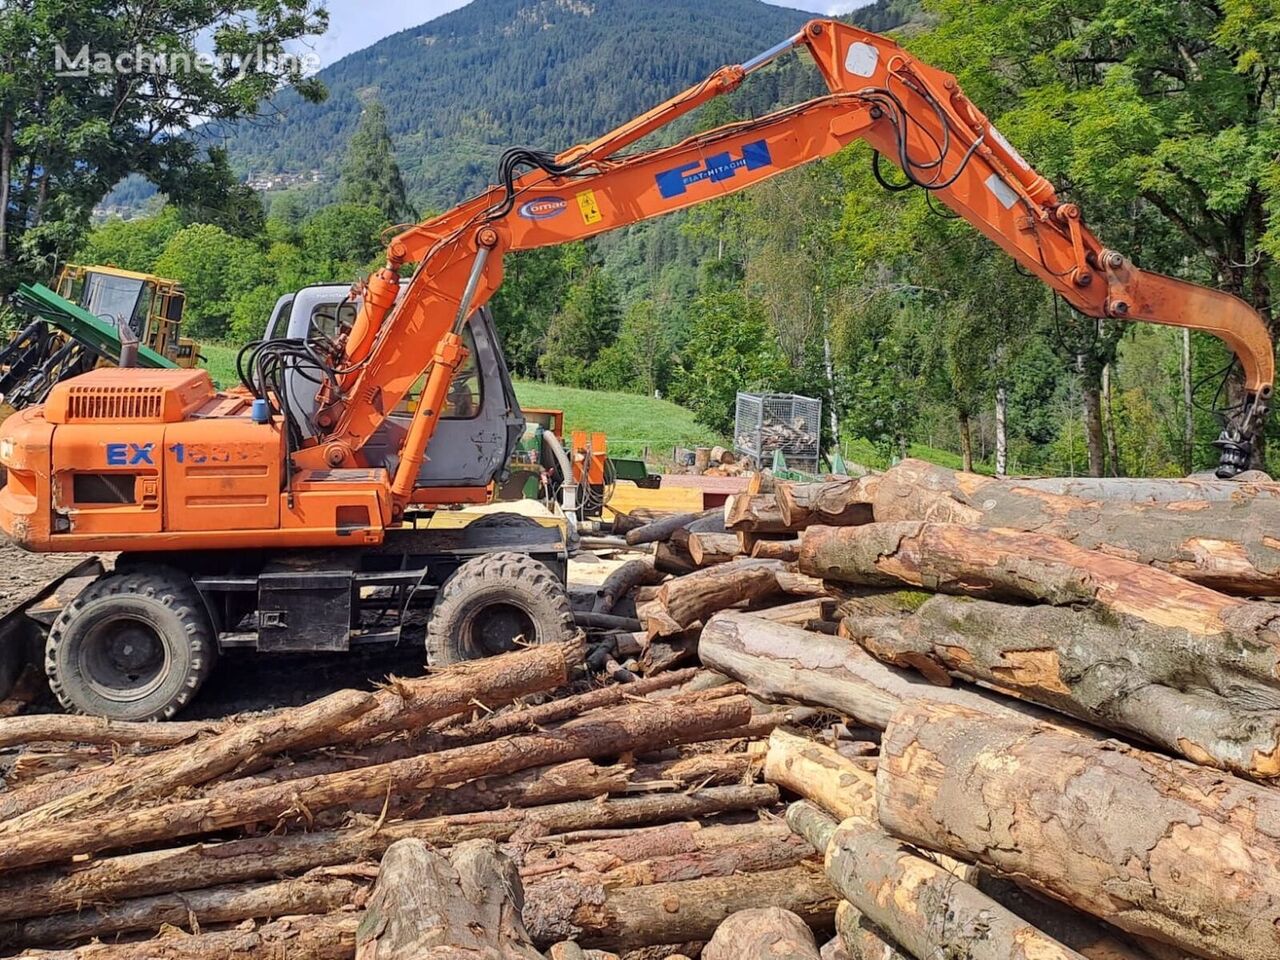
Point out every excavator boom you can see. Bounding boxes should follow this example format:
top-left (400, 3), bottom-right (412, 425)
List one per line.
top-left (302, 19), bottom-right (1273, 489)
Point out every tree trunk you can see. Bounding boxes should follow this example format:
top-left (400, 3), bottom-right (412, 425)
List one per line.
top-left (798, 524), bottom-right (1280, 701)
top-left (750, 538), bottom-right (802, 562)
top-left (654, 541), bottom-right (698, 576)
top-left (1081, 358), bottom-right (1106, 478)
top-left (593, 558), bottom-right (663, 614)
top-left (703, 908), bottom-right (822, 960)
top-left (724, 495), bottom-right (792, 533)
top-left (18, 911), bottom-right (360, 960)
top-left (764, 729), bottom-right (876, 822)
top-left (1103, 363), bottom-right (1121, 477)
top-left (522, 863), bottom-right (837, 951)
top-left (0, 697), bottom-right (754, 871)
top-left (0, 715), bottom-right (222, 751)
top-left (958, 410), bottom-right (974, 473)
top-left (355, 839), bottom-right (542, 960)
top-left (1182, 329), bottom-right (1195, 473)
top-left (843, 596), bottom-right (1280, 779)
top-left (687, 532), bottom-right (743, 566)
top-left (788, 802), bottom-right (1087, 960)
top-left (625, 510), bottom-right (717, 547)
top-left (5, 689), bottom-right (378, 831)
top-left (0, 784), bottom-right (777, 924)
top-left (877, 700), bottom-right (1280, 960)
top-left (1008, 474), bottom-right (1280, 502)
top-left (652, 560), bottom-right (786, 633)
top-left (2, 870), bottom-right (366, 949)
top-left (834, 901), bottom-right (909, 960)
top-left (995, 383), bottom-right (1008, 477)
top-left (774, 479), bottom-right (876, 529)
top-left (0, 118), bottom-right (12, 264)
top-left (698, 612), bottom-right (1058, 731)
top-left (869, 459), bottom-right (1280, 594)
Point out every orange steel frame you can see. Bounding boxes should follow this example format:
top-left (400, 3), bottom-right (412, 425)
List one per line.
top-left (3, 19), bottom-right (1274, 554)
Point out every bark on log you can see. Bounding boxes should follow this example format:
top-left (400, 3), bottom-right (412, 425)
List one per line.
top-left (355, 838), bottom-right (541, 960)
top-left (702, 908), bottom-right (822, 960)
top-left (724, 495), bottom-right (791, 533)
top-left (787, 802), bottom-right (1086, 960)
top-left (0, 696), bottom-right (754, 871)
top-left (654, 541), bottom-right (698, 576)
top-left (833, 902), bottom-right (909, 960)
top-left (0, 716), bottom-right (222, 750)
top-left (699, 612), bottom-right (1061, 730)
top-left (776, 479), bottom-right (876, 529)
top-left (3, 869), bottom-right (366, 949)
top-left (751, 538), bottom-right (802, 562)
top-left (593, 558), bottom-right (664, 615)
top-left (656, 560), bottom-right (785, 631)
top-left (688, 533), bottom-right (742, 567)
top-left (842, 596), bottom-right (1280, 779)
top-left (523, 863), bottom-right (837, 951)
top-left (872, 459), bottom-right (1280, 594)
top-left (4, 688), bottom-right (377, 831)
top-left (877, 700), bottom-right (1280, 960)
top-left (1003, 474), bottom-right (1280, 504)
top-left (17, 911), bottom-right (360, 960)
top-left (0, 785), bottom-right (777, 924)
top-left (802, 522), bottom-right (1280, 707)
top-left (596, 831), bottom-right (814, 888)
top-left (764, 729), bottom-right (875, 822)
top-left (626, 511), bottom-right (717, 547)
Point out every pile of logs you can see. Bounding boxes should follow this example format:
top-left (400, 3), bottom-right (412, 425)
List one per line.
top-left (5, 457), bottom-right (1280, 959)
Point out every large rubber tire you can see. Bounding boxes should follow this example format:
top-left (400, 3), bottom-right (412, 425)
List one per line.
top-left (45, 567), bottom-right (217, 721)
top-left (426, 551), bottom-right (575, 666)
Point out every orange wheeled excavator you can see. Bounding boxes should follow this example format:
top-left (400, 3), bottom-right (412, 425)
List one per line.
top-left (0, 19), bottom-right (1273, 718)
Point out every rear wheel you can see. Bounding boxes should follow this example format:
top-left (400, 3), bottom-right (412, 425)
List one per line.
top-left (45, 567), bottom-right (217, 720)
top-left (426, 551), bottom-right (575, 666)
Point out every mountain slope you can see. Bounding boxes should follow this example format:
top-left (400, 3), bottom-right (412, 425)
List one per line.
top-left (215, 0), bottom-right (814, 209)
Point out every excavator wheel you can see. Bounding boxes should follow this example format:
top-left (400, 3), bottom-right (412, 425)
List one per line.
top-left (426, 551), bottom-right (575, 666)
top-left (45, 566), bottom-right (217, 721)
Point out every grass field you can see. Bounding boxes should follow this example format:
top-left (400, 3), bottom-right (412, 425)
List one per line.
top-left (200, 343), bottom-right (722, 460)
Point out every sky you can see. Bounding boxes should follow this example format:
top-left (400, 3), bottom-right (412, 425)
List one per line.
top-left (308, 0), bottom-right (873, 66)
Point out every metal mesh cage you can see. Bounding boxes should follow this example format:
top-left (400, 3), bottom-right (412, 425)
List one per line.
top-left (734, 392), bottom-right (822, 471)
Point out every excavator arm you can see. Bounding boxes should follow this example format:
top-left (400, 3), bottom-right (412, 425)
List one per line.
top-left (296, 19), bottom-right (1274, 499)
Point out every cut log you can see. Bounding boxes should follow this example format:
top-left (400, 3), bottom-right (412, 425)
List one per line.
top-left (0, 715), bottom-right (222, 750)
top-left (750, 538), bottom-right (801, 562)
top-left (654, 541), bottom-right (698, 576)
top-left (0, 696), bottom-right (754, 871)
top-left (872, 459), bottom-right (1280, 594)
top-left (688, 533), bottom-right (742, 567)
top-left (876, 700), bottom-right (1280, 960)
top-left (657, 560), bottom-right (785, 631)
top-left (593, 558), bottom-right (664, 614)
top-left (355, 838), bottom-right (541, 960)
top-left (699, 612), bottom-right (1063, 730)
top-left (776, 479), bottom-right (876, 529)
top-left (802, 522), bottom-right (1280, 705)
top-left (842, 596), bottom-right (1280, 779)
top-left (522, 863), bottom-right (838, 951)
top-left (995, 473), bottom-right (1280, 503)
top-left (626, 510), bottom-right (717, 547)
top-left (787, 802), bottom-right (1086, 960)
top-left (702, 908), bottom-right (822, 960)
top-left (596, 829), bottom-right (814, 887)
top-left (3, 688), bottom-right (377, 831)
top-left (724, 495), bottom-right (791, 533)
top-left (2, 868), bottom-right (366, 949)
top-left (833, 902), bottom-right (908, 960)
top-left (16, 911), bottom-right (360, 960)
top-left (0, 785), bottom-right (778, 923)
top-left (764, 729), bottom-right (875, 822)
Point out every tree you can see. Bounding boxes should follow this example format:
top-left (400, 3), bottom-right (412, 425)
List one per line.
top-left (340, 100), bottom-right (413, 223)
top-left (539, 268), bottom-right (622, 387)
top-left (0, 0), bottom-right (327, 292)
top-left (78, 207), bottom-right (182, 273)
top-left (300, 203), bottom-right (388, 275)
top-left (153, 224), bottom-right (267, 339)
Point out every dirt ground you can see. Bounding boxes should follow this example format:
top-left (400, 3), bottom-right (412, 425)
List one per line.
top-left (0, 540), bottom-right (628, 721)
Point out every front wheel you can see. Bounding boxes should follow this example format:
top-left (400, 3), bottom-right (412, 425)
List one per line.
top-left (426, 552), bottom-right (575, 666)
top-left (45, 567), bottom-right (217, 720)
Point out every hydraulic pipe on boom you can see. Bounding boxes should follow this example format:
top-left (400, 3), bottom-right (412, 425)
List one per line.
top-left (300, 19), bottom-right (1273, 491)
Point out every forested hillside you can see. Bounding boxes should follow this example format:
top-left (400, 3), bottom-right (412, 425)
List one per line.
top-left (215, 0), bottom-right (818, 211)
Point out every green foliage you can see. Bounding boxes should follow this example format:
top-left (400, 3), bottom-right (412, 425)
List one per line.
top-left (152, 224), bottom-right (267, 338)
top-left (539, 268), bottom-right (622, 388)
top-left (340, 100), bottom-right (413, 222)
top-left (78, 208), bottom-right (183, 273)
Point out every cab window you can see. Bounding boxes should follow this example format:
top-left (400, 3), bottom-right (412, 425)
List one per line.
top-left (310, 301), bottom-right (358, 340)
top-left (396, 325), bottom-right (482, 420)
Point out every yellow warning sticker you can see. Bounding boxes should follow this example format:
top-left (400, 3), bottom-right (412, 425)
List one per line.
top-left (577, 190), bottom-right (602, 225)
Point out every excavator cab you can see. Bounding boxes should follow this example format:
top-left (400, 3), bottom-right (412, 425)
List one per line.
top-left (263, 285), bottom-right (525, 495)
